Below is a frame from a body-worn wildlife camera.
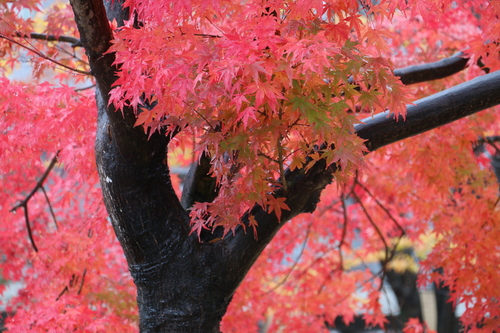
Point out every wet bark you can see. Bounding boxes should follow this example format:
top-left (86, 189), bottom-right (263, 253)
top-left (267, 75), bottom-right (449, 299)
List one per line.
top-left (68, 0), bottom-right (500, 331)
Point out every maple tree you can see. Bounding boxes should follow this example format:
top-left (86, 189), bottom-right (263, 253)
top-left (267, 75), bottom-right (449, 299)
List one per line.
top-left (1, 0), bottom-right (500, 332)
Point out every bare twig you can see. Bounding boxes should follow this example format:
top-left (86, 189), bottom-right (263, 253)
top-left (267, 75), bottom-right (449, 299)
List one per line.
top-left (40, 186), bottom-right (58, 230)
top-left (11, 153), bottom-right (59, 211)
top-left (11, 152), bottom-right (60, 252)
top-left (56, 268), bottom-right (87, 300)
top-left (265, 222), bottom-right (312, 294)
top-left (22, 204), bottom-right (37, 252)
top-left (56, 286), bottom-right (69, 301)
top-left (355, 181), bottom-right (406, 279)
top-left (53, 43), bottom-right (88, 65)
top-left (0, 33), bottom-right (90, 75)
top-left (77, 268), bottom-right (87, 295)
top-left (355, 180), bottom-right (405, 237)
top-left (315, 193), bottom-right (350, 294)
top-left (351, 190), bottom-right (389, 259)
top-left (338, 192), bottom-right (349, 271)
top-left (190, 107), bottom-right (215, 131)
top-left (350, 190), bottom-right (390, 289)
top-left (194, 33), bottom-right (222, 38)
top-left (277, 138), bottom-right (287, 191)
top-left (74, 84), bottom-right (96, 92)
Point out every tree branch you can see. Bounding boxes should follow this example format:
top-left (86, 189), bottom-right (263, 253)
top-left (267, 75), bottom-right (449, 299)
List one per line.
top-left (0, 33), bottom-right (90, 75)
top-left (16, 32), bottom-right (82, 47)
top-left (40, 186), bottom-right (58, 230)
top-left (394, 52), bottom-right (469, 85)
top-left (10, 152), bottom-right (60, 252)
top-left (475, 135), bottom-right (500, 147)
top-left (356, 70), bottom-right (500, 152)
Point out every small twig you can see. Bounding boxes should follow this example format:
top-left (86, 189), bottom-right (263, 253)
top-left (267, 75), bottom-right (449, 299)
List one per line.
top-left (74, 84), bottom-right (96, 92)
top-left (257, 151), bottom-right (279, 163)
top-left (338, 192), bottom-right (349, 271)
top-left (190, 106), bottom-right (215, 132)
top-left (350, 190), bottom-right (389, 289)
top-left (265, 222), bottom-right (312, 294)
top-left (11, 152), bottom-right (60, 252)
top-left (0, 33), bottom-right (90, 75)
top-left (204, 16), bottom-right (224, 35)
top-left (78, 268), bottom-right (87, 295)
top-left (55, 286), bottom-right (69, 301)
top-left (355, 180), bottom-right (405, 236)
top-left (328, 266), bottom-right (384, 309)
top-left (22, 204), bottom-right (37, 252)
top-left (40, 186), bottom-right (58, 230)
top-left (316, 256), bottom-right (343, 295)
top-left (354, 180), bottom-right (407, 278)
top-left (277, 106), bottom-right (288, 191)
top-left (315, 199), bottom-right (341, 216)
top-left (69, 274), bottom-right (77, 287)
top-left (316, 193), bottom-right (349, 295)
top-left (194, 33), bottom-right (222, 38)
top-left (54, 44), bottom-right (88, 65)
top-left (295, 246), bottom-right (337, 281)
top-left (17, 32), bottom-right (82, 47)
top-left (277, 136), bottom-right (288, 191)
top-left (11, 153), bottom-right (59, 212)
top-left (351, 191), bottom-right (389, 258)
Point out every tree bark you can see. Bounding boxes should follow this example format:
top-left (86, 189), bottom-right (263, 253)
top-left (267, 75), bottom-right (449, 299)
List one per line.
top-left (393, 52), bottom-right (469, 85)
top-left (69, 0), bottom-right (500, 331)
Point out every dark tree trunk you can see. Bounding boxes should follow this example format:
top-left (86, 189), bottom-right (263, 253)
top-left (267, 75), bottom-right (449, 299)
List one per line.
top-left (68, 1), bottom-right (500, 331)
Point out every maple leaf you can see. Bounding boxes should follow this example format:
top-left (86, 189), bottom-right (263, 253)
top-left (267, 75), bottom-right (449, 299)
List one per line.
top-left (235, 106), bottom-right (257, 128)
top-left (266, 195), bottom-right (290, 221)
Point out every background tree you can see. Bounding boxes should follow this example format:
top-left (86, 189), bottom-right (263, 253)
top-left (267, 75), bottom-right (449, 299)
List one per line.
top-left (1, 0), bottom-right (500, 332)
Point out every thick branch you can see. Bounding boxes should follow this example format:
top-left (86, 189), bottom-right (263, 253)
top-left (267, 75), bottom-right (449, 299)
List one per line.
top-left (394, 52), bottom-right (469, 85)
top-left (224, 156), bottom-right (336, 277)
top-left (356, 70), bottom-right (500, 152)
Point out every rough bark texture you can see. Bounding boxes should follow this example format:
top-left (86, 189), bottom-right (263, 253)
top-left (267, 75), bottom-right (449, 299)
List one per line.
top-left (68, 1), bottom-right (500, 332)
